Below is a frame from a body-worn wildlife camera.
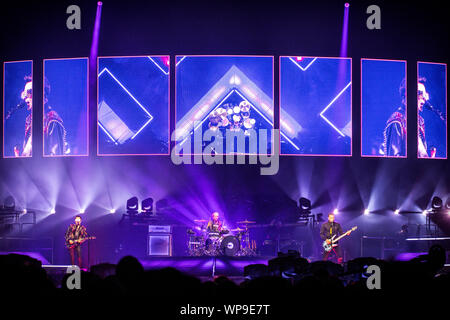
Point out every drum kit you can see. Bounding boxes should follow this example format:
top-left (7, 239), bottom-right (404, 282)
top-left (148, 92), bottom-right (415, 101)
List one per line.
top-left (207, 101), bottom-right (256, 134)
top-left (187, 219), bottom-right (257, 256)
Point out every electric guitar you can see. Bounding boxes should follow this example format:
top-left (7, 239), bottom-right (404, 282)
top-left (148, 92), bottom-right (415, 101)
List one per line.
top-left (66, 236), bottom-right (96, 249)
top-left (322, 226), bottom-right (357, 252)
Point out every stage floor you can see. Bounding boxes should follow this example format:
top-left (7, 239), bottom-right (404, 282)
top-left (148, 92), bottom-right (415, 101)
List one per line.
top-left (138, 256), bottom-right (273, 277)
top-left (40, 256), bottom-right (273, 287)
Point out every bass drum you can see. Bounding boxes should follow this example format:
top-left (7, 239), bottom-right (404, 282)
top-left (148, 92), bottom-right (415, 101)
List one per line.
top-left (220, 235), bottom-right (240, 256)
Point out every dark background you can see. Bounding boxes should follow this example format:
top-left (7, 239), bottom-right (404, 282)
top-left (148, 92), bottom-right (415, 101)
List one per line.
top-left (0, 0), bottom-right (448, 264)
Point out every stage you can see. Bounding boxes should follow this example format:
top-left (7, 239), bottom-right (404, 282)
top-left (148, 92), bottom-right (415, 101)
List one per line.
top-left (39, 255), bottom-right (273, 286)
top-left (139, 256), bottom-right (272, 277)
top-left (0, 0), bottom-right (449, 311)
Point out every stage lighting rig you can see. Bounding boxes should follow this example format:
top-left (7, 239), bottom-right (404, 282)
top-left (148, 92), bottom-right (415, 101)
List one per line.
top-left (298, 197), bottom-right (311, 215)
top-left (431, 196), bottom-right (443, 212)
top-left (155, 198), bottom-right (170, 213)
top-left (427, 196), bottom-right (450, 236)
top-left (141, 197), bottom-right (154, 215)
top-left (297, 197), bottom-right (313, 224)
top-left (3, 196), bottom-right (15, 211)
top-left (126, 196), bottom-right (139, 215)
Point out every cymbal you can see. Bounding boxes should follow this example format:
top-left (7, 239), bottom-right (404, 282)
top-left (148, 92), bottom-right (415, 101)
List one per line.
top-left (231, 228), bottom-right (245, 232)
top-left (237, 220), bottom-right (256, 224)
top-left (193, 219), bottom-right (207, 223)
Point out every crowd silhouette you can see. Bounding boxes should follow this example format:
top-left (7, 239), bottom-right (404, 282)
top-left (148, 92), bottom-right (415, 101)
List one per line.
top-left (1, 245), bottom-right (448, 305)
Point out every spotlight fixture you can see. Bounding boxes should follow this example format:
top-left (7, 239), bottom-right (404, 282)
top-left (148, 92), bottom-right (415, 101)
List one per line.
top-left (422, 210), bottom-right (428, 215)
top-left (431, 196), bottom-right (443, 210)
top-left (364, 209), bottom-right (370, 215)
top-left (22, 209), bottom-right (27, 214)
top-left (126, 197), bottom-right (139, 215)
top-left (345, 3), bottom-right (350, 7)
top-left (394, 209), bottom-right (400, 215)
top-left (50, 208), bottom-right (56, 214)
top-left (141, 197), bottom-right (154, 214)
top-left (333, 208), bottom-right (339, 215)
top-left (3, 196), bottom-right (15, 211)
top-left (427, 196), bottom-right (450, 235)
top-left (110, 209), bottom-right (116, 214)
top-left (298, 197), bottom-right (312, 215)
top-left (80, 209), bottom-right (85, 214)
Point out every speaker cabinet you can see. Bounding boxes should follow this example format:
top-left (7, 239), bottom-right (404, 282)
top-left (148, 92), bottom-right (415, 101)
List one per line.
top-left (148, 234), bottom-right (172, 256)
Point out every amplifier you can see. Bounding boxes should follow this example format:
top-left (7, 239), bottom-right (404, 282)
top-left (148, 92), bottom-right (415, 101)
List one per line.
top-left (148, 225), bottom-right (171, 233)
top-left (148, 225), bottom-right (172, 256)
top-left (148, 234), bottom-right (172, 256)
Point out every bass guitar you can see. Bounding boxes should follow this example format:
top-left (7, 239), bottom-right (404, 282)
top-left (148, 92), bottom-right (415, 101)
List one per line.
top-left (322, 226), bottom-right (357, 252)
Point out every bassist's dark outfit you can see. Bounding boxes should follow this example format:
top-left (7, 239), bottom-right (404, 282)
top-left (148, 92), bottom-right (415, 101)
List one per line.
top-left (320, 221), bottom-right (343, 263)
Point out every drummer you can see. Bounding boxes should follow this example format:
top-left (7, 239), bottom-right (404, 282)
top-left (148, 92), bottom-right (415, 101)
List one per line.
top-left (206, 211), bottom-right (223, 234)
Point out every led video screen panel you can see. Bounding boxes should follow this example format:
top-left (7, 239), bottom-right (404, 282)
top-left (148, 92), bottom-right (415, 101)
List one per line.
top-left (361, 59), bottom-right (407, 157)
top-left (175, 56), bottom-right (274, 155)
top-left (43, 58), bottom-right (88, 156)
top-left (3, 60), bottom-right (33, 158)
top-left (280, 56), bottom-right (352, 156)
top-left (417, 62), bottom-right (447, 159)
top-left (98, 56), bottom-right (169, 155)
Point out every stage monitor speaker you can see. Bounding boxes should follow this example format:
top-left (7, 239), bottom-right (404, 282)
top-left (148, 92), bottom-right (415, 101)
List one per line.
top-left (244, 264), bottom-right (268, 279)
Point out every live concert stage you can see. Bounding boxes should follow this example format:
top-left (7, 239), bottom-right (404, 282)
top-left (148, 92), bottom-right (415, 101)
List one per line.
top-left (0, 0), bottom-right (449, 313)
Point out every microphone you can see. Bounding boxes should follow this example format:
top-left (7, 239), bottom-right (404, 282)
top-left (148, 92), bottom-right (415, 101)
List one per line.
top-left (5, 101), bottom-right (28, 120)
top-left (423, 101), bottom-right (446, 121)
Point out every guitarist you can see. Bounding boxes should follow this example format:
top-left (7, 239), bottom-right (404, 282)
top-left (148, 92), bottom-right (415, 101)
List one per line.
top-left (65, 215), bottom-right (88, 267)
top-left (320, 213), bottom-right (347, 264)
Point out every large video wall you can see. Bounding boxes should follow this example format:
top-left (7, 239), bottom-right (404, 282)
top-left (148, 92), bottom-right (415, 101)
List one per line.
top-left (2, 57), bottom-right (447, 159)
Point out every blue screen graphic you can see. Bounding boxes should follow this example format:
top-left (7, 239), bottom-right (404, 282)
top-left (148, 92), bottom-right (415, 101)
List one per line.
top-left (44, 58), bottom-right (88, 156)
top-left (98, 56), bottom-right (169, 155)
top-left (3, 61), bottom-right (33, 158)
top-left (361, 59), bottom-right (406, 157)
top-left (417, 62), bottom-right (447, 159)
top-left (175, 56), bottom-right (274, 155)
top-left (280, 57), bottom-right (352, 155)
